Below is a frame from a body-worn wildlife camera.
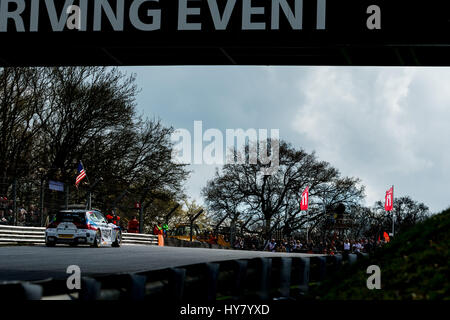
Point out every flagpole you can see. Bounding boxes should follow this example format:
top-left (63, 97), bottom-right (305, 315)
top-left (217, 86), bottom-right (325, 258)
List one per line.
top-left (306, 209), bottom-right (309, 244)
top-left (391, 185), bottom-right (394, 238)
top-left (80, 160), bottom-right (91, 210)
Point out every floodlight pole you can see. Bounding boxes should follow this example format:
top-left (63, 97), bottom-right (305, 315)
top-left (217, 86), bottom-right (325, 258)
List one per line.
top-left (190, 209), bottom-right (204, 242)
top-left (392, 213), bottom-right (395, 237)
top-left (12, 178), bottom-right (17, 226)
top-left (214, 213), bottom-right (229, 234)
top-left (39, 178), bottom-right (45, 227)
top-left (165, 204), bottom-right (180, 225)
top-left (85, 178), bottom-right (102, 210)
top-left (138, 199), bottom-right (154, 234)
top-left (112, 189), bottom-right (129, 214)
top-left (65, 185), bottom-right (69, 210)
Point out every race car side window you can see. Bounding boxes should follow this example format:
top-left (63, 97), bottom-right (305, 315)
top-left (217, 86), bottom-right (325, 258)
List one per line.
top-left (87, 212), bottom-right (100, 223)
top-left (94, 211), bottom-right (107, 224)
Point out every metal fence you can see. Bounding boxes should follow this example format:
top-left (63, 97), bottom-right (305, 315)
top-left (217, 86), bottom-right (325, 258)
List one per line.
top-left (0, 225), bottom-right (158, 246)
top-left (0, 177), bottom-right (70, 227)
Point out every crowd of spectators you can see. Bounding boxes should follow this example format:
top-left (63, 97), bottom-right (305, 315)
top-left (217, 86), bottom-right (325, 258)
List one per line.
top-left (263, 237), bottom-right (387, 254)
top-left (0, 197), bottom-right (42, 226)
top-left (232, 235), bottom-right (262, 250)
top-left (229, 234), bottom-right (387, 255)
top-left (0, 197), bottom-right (13, 225)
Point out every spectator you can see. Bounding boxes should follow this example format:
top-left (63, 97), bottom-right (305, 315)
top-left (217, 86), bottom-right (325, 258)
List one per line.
top-left (0, 210), bottom-right (6, 224)
top-left (296, 240), bottom-right (303, 252)
top-left (343, 239), bottom-right (351, 256)
top-left (290, 240), bottom-right (296, 252)
top-left (268, 239), bottom-right (277, 252)
top-left (283, 240), bottom-right (289, 252)
top-left (127, 216), bottom-right (139, 233)
top-left (106, 213), bottom-right (114, 223)
top-left (364, 239), bottom-right (372, 253)
top-left (307, 240), bottom-right (314, 253)
top-left (234, 237), bottom-right (241, 249)
top-left (318, 241), bottom-right (324, 254)
top-left (207, 232), bottom-right (217, 245)
top-left (353, 240), bottom-right (362, 253)
top-left (276, 243), bottom-right (286, 252)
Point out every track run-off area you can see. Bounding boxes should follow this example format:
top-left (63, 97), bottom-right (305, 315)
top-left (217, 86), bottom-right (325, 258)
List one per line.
top-left (0, 245), bottom-right (319, 282)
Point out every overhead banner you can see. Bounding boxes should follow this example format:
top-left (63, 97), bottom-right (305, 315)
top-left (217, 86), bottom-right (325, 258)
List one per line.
top-left (49, 180), bottom-right (64, 192)
top-left (300, 186), bottom-right (309, 211)
top-left (385, 186), bottom-right (393, 212)
top-left (1, 0), bottom-right (450, 66)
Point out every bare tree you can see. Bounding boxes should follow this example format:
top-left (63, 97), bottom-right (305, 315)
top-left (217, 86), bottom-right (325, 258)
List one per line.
top-left (373, 196), bottom-right (430, 234)
top-left (0, 67), bottom-right (190, 225)
top-left (0, 67), bottom-right (50, 192)
top-left (203, 140), bottom-right (365, 239)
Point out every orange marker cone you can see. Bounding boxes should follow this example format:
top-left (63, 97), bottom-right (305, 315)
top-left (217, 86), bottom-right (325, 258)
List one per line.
top-left (158, 233), bottom-right (164, 246)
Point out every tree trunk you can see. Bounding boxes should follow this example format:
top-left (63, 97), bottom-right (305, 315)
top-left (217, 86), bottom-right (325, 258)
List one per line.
top-left (230, 218), bottom-right (237, 247)
top-left (264, 216), bottom-right (271, 240)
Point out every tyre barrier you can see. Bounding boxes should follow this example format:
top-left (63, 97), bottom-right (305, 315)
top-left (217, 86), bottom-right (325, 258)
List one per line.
top-left (0, 225), bottom-right (158, 246)
top-left (0, 253), bottom-right (367, 300)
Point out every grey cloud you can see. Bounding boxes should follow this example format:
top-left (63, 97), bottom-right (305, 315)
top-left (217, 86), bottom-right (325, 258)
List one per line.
top-left (122, 66), bottom-right (450, 213)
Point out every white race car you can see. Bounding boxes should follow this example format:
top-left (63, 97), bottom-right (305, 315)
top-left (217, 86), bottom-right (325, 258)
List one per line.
top-left (45, 210), bottom-right (121, 247)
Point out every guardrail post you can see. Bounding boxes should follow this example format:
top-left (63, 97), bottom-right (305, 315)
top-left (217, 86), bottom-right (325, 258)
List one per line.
top-left (124, 274), bottom-right (147, 300)
top-left (310, 256), bottom-right (327, 283)
top-left (258, 258), bottom-right (272, 301)
top-left (291, 257), bottom-right (310, 296)
top-left (245, 257), bottom-right (272, 301)
top-left (205, 263), bottom-right (220, 302)
top-left (328, 254), bottom-right (343, 273)
top-left (79, 277), bottom-right (102, 300)
top-left (348, 253), bottom-right (358, 265)
top-left (168, 268), bottom-right (186, 303)
top-left (231, 259), bottom-right (248, 300)
top-left (0, 282), bottom-right (43, 300)
top-left (271, 257), bottom-right (292, 300)
top-left (317, 256), bottom-right (327, 282)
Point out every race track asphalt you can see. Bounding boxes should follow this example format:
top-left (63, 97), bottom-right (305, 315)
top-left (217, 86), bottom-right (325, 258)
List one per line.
top-left (0, 245), bottom-right (319, 282)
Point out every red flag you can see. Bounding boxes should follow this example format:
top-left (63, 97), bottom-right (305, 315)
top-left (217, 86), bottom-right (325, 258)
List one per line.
top-left (383, 232), bottom-right (390, 242)
top-left (385, 186), bottom-right (394, 211)
top-left (300, 186), bottom-right (309, 211)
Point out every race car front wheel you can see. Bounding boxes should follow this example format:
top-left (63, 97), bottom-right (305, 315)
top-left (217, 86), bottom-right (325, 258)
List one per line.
top-left (91, 231), bottom-right (101, 248)
top-left (112, 231), bottom-right (121, 248)
top-left (45, 240), bottom-right (55, 247)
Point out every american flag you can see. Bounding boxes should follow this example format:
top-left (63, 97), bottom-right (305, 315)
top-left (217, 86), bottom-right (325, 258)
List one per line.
top-left (75, 161), bottom-right (86, 188)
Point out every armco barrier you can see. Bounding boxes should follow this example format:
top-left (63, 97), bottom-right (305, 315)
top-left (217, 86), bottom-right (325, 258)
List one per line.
top-left (0, 225), bottom-right (45, 245)
top-left (0, 252), bottom-right (369, 301)
top-left (121, 232), bottom-right (158, 245)
top-left (0, 225), bottom-right (157, 246)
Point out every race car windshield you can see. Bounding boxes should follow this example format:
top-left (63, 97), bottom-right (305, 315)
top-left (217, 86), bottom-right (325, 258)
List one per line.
top-left (55, 212), bottom-right (86, 224)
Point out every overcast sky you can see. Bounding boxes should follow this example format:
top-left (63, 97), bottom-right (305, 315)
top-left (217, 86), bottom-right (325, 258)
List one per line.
top-left (121, 66), bottom-right (450, 214)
